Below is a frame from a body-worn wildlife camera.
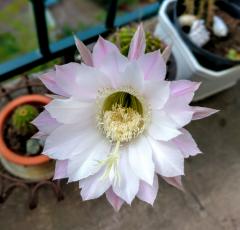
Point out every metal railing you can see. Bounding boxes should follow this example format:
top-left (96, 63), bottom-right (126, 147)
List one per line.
top-left (0, 0), bottom-right (162, 82)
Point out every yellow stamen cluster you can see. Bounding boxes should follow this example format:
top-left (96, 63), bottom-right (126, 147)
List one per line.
top-left (103, 104), bottom-right (145, 143)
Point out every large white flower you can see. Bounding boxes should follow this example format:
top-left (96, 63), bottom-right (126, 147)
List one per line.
top-left (32, 24), bottom-right (218, 211)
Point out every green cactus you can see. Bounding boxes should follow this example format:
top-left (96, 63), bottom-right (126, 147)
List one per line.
top-left (11, 104), bottom-right (39, 136)
top-left (226, 49), bottom-right (240, 61)
top-left (109, 26), bottom-right (165, 57)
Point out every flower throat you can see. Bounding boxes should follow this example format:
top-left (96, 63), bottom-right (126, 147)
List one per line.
top-left (101, 91), bottom-right (145, 143)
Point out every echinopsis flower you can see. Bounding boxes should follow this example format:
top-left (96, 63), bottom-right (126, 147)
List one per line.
top-left (32, 24), bottom-right (218, 211)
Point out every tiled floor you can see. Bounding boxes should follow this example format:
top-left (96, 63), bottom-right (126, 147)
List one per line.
top-left (0, 81), bottom-right (240, 230)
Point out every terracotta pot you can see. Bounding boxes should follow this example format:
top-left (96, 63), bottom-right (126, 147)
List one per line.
top-left (0, 94), bottom-right (55, 181)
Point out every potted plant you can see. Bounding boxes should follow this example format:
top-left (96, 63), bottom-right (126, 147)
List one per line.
top-left (174, 0), bottom-right (240, 70)
top-left (109, 25), bottom-right (176, 80)
top-left (155, 0), bottom-right (240, 100)
top-left (0, 94), bottom-right (55, 181)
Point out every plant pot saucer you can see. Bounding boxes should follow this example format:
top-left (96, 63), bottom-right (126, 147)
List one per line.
top-left (0, 156), bottom-right (55, 182)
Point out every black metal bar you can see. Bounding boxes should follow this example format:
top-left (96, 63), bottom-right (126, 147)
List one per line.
top-left (105, 0), bottom-right (118, 29)
top-left (31, 0), bottom-right (50, 56)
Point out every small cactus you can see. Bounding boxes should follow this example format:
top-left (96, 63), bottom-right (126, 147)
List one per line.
top-left (11, 104), bottom-right (39, 136)
top-left (226, 49), bottom-right (240, 61)
top-left (26, 139), bottom-right (41, 155)
top-left (109, 26), bottom-right (165, 57)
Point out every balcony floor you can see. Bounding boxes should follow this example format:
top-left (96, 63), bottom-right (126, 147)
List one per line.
top-left (0, 81), bottom-right (240, 230)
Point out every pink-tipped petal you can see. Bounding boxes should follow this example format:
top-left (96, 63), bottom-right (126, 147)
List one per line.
top-left (149, 137), bottom-right (184, 177)
top-left (96, 51), bottom-right (128, 87)
top-left (192, 106), bottom-right (219, 120)
top-left (162, 176), bottom-right (185, 192)
top-left (92, 36), bottom-right (119, 67)
top-left (74, 35), bottom-right (93, 66)
top-left (54, 160), bottom-right (68, 180)
top-left (164, 85), bottom-right (197, 127)
top-left (137, 174), bottom-right (159, 205)
top-left (32, 110), bottom-right (60, 135)
top-left (106, 187), bottom-right (124, 212)
top-left (137, 50), bottom-right (166, 81)
top-left (173, 128), bottom-right (201, 158)
top-left (162, 44), bottom-right (172, 63)
top-left (170, 80), bottom-right (201, 97)
top-left (56, 63), bottom-right (111, 101)
top-left (128, 24), bottom-right (146, 60)
top-left (80, 168), bottom-right (111, 200)
top-left (39, 71), bottom-right (69, 97)
top-left (31, 131), bottom-right (47, 141)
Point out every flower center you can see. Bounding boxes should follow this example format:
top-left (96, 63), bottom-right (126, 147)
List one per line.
top-left (100, 91), bottom-right (145, 143)
top-left (96, 89), bottom-right (150, 184)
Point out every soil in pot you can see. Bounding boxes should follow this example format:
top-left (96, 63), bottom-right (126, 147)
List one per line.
top-left (3, 103), bottom-right (43, 157)
top-left (203, 8), bottom-right (240, 60)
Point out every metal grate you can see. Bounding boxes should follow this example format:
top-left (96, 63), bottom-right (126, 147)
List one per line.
top-left (0, 0), bottom-right (162, 82)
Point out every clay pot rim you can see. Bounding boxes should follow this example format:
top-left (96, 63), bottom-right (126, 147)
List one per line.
top-left (0, 94), bottom-right (51, 166)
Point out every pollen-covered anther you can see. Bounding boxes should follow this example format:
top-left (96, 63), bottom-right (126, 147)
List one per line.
top-left (103, 104), bottom-right (145, 143)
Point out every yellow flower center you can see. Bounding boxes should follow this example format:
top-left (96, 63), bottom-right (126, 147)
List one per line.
top-left (103, 104), bottom-right (145, 143)
top-left (98, 90), bottom-right (147, 143)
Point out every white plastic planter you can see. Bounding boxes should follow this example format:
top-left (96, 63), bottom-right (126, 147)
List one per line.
top-left (155, 0), bottom-right (240, 101)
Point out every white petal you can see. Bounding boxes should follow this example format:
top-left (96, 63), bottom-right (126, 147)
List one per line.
top-left (79, 168), bottom-right (111, 200)
top-left (31, 110), bottom-right (60, 135)
top-left (106, 187), bottom-right (124, 211)
top-left (75, 64), bottom-right (112, 100)
top-left (165, 102), bottom-right (193, 128)
top-left (44, 123), bottom-right (100, 160)
top-left (74, 35), bottom-right (93, 66)
top-left (97, 51), bottom-right (128, 88)
top-left (67, 139), bottom-right (111, 181)
top-left (137, 50), bottom-right (166, 80)
top-left (112, 147), bottom-right (140, 204)
top-left (39, 71), bottom-right (69, 97)
top-left (170, 80), bottom-right (200, 96)
top-left (191, 106), bottom-right (219, 120)
top-left (45, 97), bottom-right (95, 124)
top-left (56, 63), bottom-right (111, 101)
top-left (128, 136), bottom-right (154, 185)
top-left (55, 63), bottom-right (84, 98)
top-left (162, 176), bottom-right (184, 191)
top-left (148, 110), bottom-right (181, 141)
top-left (137, 174), bottom-right (159, 205)
top-left (92, 36), bottom-right (119, 67)
top-left (173, 128), bottom-right (201, 158)
top-left (162, 45), bottom-right (172, 63)
top-left (164, 81), bottom-right (201, 127)
top-left (118, 62), bottom-right (144, 92)
top-left (54, 160), bottom-right (68, 180)
top-left (144, 80), bottom-right (170, 109)
top-left (148, 137), bottom-right (184, 177)
top-left (128, 24), bottom-right (146, 60)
